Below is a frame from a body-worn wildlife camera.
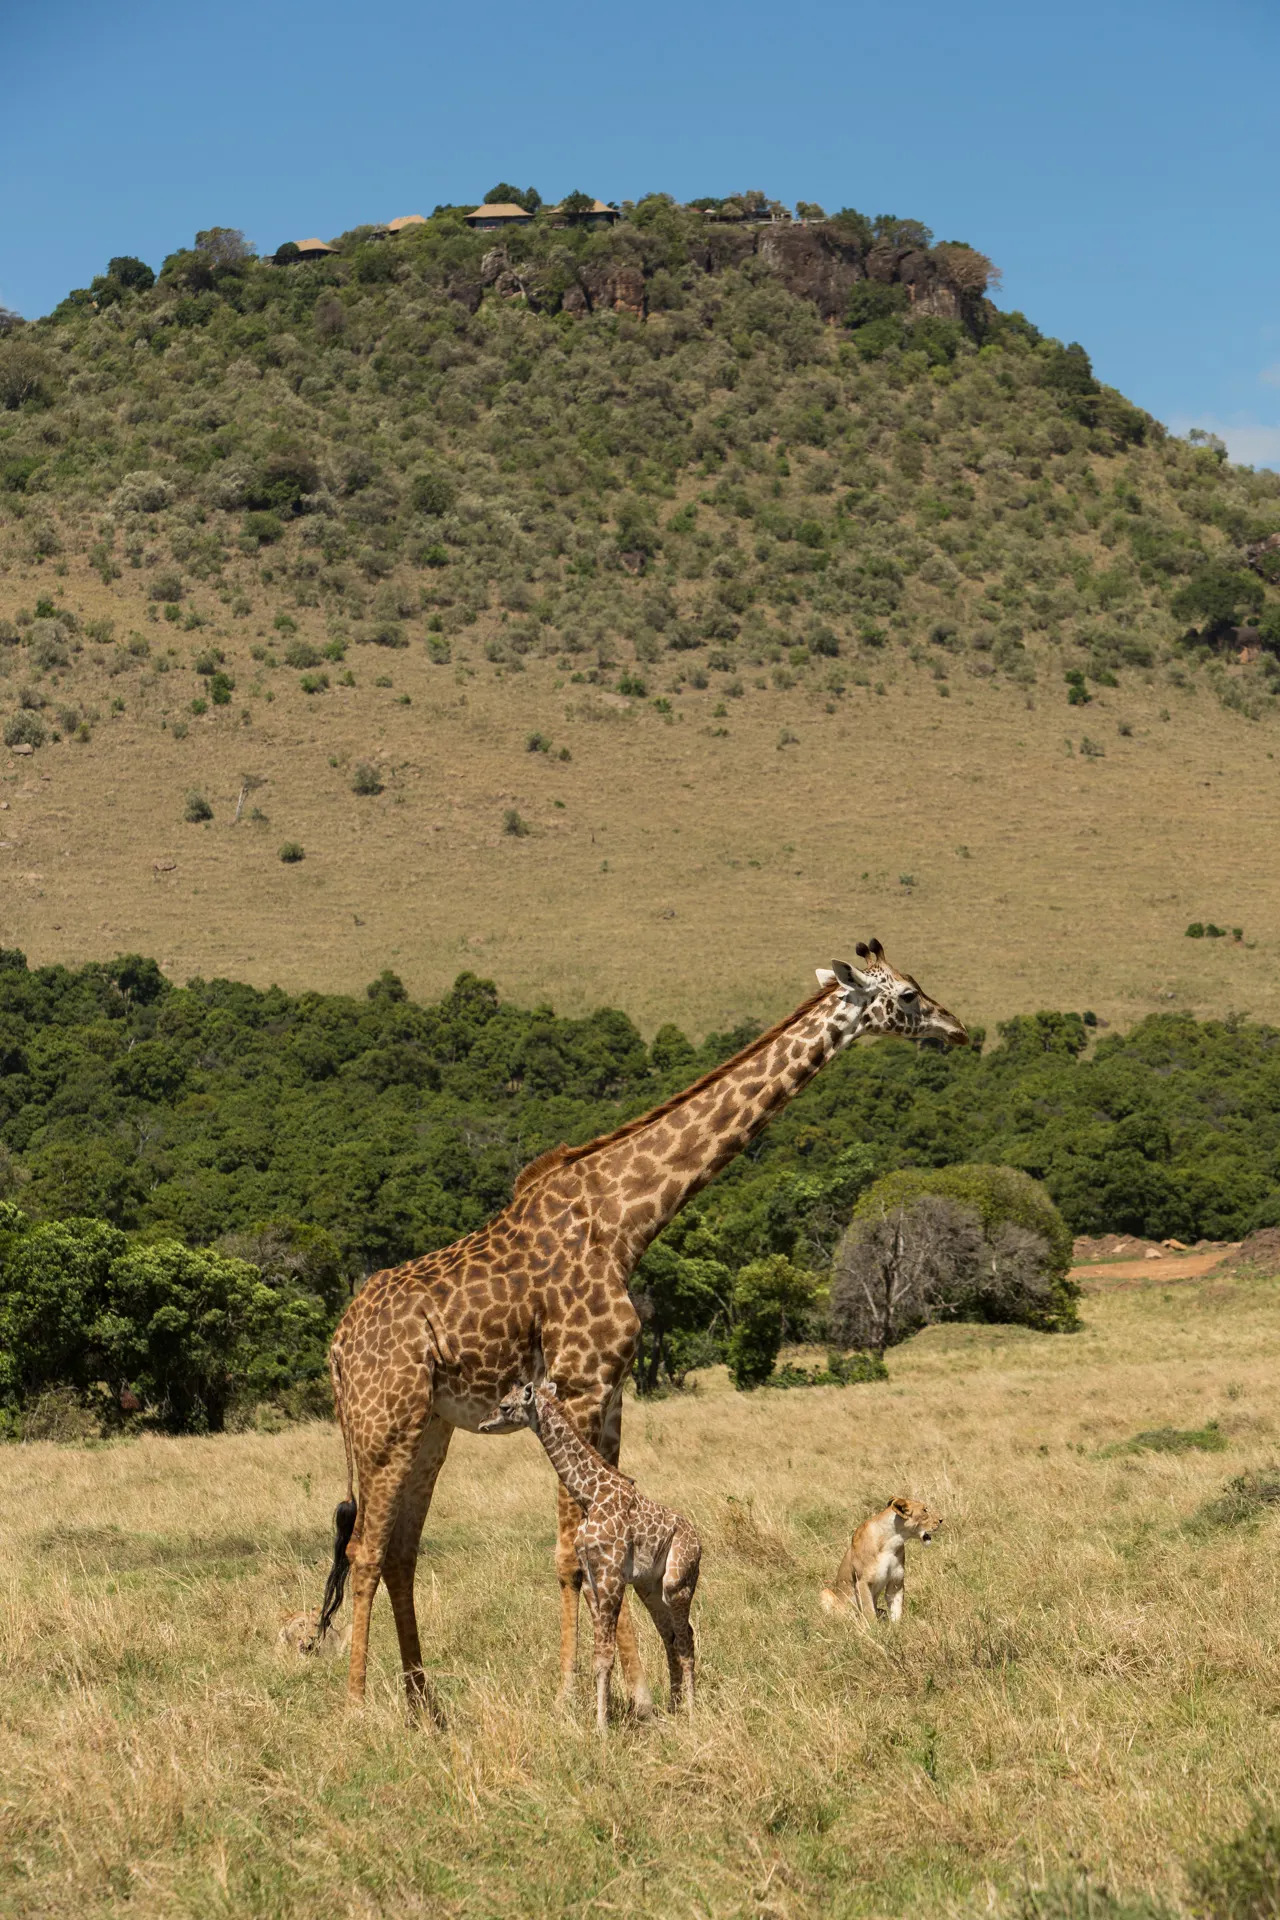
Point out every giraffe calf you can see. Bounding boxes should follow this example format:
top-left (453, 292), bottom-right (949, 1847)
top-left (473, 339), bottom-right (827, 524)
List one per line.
top-left (480, 1381), bottom-right (701, 1731)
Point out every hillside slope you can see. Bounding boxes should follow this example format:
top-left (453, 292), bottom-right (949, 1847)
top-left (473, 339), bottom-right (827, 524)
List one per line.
top-left (2, 198), bottom-right (1279, 1032)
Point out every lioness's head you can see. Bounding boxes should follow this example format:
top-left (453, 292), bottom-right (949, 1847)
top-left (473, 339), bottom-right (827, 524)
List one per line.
top-left (888, 1496), bottom-right (942, 1544)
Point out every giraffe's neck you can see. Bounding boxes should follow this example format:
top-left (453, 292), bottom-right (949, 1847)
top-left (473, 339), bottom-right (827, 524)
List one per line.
top-left (589, 990), bottom-right (843, 1258)
top-left (532, 1396), bottom-right (613, 1507)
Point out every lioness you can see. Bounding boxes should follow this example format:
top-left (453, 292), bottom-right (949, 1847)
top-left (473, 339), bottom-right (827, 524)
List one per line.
top-left (819, 1496), bottom-right (941, 1623)
top-left (277, 1608), bottom-right (352, 1657)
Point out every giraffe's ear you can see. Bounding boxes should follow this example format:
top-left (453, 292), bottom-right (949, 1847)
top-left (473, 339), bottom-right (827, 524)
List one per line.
top-left (520, 1383), bottom-right (535, 1404)
top-left (833, 959), bottom-right (874, 992)
top-left (815, 967), bottom-right (837, 989)
top-left (543, 1380), bottom-right (559, 1398)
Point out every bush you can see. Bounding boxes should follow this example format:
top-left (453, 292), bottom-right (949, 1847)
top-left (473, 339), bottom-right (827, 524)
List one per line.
top-left (0, 1208), bottom-right (329, 1433)
top-left (3, 712), bottom-right (46, 749)
top-left (183, 790), bottom-right (213, 822)
top-left (279, 841), bottom-right (305, 863)
top-left (111, 470), bottom-right (172, 514)
top-left (1186, 1806), bottom-right (1280, 1918)
top-left (503, 808), bottom-right (530, 837)
top-left (831, 1165), bottom-right (1077, 1353)
top-left (409, 470), bottom-right (457, 517)
top-left (726, 1255), bottom-right (815, 1389)
top-left (351, 762), bottom-right (383, 795)
top-left (284, 638), bottom-right (322, 668)
top-left (242, 511), bottom-right (285, 547)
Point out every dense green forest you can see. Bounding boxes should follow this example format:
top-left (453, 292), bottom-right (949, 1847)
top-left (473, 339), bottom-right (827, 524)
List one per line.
top-left (4, 195), bottom-right (1280, 717)
top-left (2, 951), bottom-right (1279, 1261)
top-left (3, 950), bottom-right (1280, 1427)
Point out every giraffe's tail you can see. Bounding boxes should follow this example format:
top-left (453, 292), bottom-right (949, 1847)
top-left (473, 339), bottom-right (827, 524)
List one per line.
top-left (318, 1346), bottom-right (357, 1639)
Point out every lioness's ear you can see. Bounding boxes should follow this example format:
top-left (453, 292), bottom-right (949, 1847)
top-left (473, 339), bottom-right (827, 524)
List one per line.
top-left (891, 1496), bottom-right (911, 1515)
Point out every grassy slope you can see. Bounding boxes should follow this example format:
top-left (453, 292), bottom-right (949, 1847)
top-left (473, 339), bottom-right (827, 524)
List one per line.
top-left (2, 210), bottom-right (1280, 1035)
top-left (4, 1269), bottom-right (1278, 1917)
top-left (0, 550), bottom-right (1278, 1037)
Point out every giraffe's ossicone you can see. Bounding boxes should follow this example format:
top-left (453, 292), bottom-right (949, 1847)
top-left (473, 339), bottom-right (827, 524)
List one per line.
top-left (318, 941), bottom-right (966, 1711)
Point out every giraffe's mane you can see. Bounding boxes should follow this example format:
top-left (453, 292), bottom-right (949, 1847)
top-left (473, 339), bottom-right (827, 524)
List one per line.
top-left (511, 982), bottom-right (836, 1194)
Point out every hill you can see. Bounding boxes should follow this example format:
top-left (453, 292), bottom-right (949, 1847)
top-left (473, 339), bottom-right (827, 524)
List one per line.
top-left (3, 196), bottom-right (1280, 1032)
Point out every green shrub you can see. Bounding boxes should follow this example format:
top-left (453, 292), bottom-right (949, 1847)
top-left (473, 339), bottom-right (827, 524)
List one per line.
top-left (279, 841), bottom-right (305, 863)
top-left (1190, 1469), bottom-right (1280, 1533)
top-left (503, 808), bottom-right (530, 837)
top-left (3, 712), bottom-right (45, 749)
top-left (183, 790), bottom-right (213, 822)
top-left (0, 1208), bottom-right (329, 1433)
top-left (351, 762), bottom-right (383, 795)
top-left (284, 638), bottom-right (322, 668)
top-left (1103, 1422), bottom-right (1226, 1458)
top-left (726, 1255), bottom-right (815, 1390)
top-left (1186, 1805), bottom-right (1280, 1918)
top-left (409, 470), bottom-right (457, 517)
top-left (242, 511), bottom-right (285, 547)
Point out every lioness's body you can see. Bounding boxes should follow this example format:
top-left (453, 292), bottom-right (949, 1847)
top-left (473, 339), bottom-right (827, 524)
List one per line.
top-left (820, 1497), bottom-right (940, 1623)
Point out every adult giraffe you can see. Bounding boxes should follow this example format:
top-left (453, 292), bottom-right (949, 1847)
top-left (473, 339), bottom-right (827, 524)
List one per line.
top-left (319, 940), bottom-right (967, 1710)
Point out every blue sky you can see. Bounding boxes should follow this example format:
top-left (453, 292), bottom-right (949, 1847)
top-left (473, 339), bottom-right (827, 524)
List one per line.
top-left (6, 0), bottom-right (1279, 462)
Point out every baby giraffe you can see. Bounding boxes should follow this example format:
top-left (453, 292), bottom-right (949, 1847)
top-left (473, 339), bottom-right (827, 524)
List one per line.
top-left (480, 1382), bottom-right (701, 1730)
top-left (820, 1496), bottom-right (941, 1623)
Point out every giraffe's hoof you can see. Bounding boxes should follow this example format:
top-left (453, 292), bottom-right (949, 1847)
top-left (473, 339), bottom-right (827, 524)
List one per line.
top-left (629, 1691), bottom-right (655, 1722)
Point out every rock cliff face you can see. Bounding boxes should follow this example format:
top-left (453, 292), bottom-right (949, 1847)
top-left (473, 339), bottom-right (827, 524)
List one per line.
top-left (476, 219), bottom-right (982, 329)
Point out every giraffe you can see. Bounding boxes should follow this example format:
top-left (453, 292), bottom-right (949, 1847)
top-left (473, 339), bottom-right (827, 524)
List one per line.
top-left (317, 938), bottom-right (967, 1713)
top-left (479, 1380), bottom-right (702, 1730)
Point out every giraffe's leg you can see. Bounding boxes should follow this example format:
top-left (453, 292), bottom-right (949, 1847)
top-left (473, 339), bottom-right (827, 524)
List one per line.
top-left (344, 1459), bottom-right (406, 1706)
top-left (584, 1563), bottom-right (626, 1735)
top-left (381, 1415), bottom-right (454, 1715)
top-left (635, 1586), bottom-right (683, 1709)
top-left (555, 1482), bottom-right (586, 1704)
top-left (345, 1385), bottom-right (437, 1707)
top-left (668, 1596), bottom-right (696, 1712)
top-left (597, 1393), bottom-right (653, 1717)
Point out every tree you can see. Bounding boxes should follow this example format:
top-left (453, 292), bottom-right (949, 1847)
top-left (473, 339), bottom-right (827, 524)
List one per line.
top-left (273, 241), bottom-right (301, 264)
top-left (726, 1255), bottom-right (815, 1389)
top-left (409, 469), bottom-right (456, 517)
top-left (830, 1196), bottom-right (983, 1356)
top-left (1172, 564), bottom-right (1264, 642)
top-left (559, 190), bottom-right (595, 222)
top-left (0, 339), bottom-right (51, 410)
top-left (932, 242), bottom-right (999, 297)
top-left (193, 227), bottom-right (255, 269)
top-left (629, 1241), bottom-right (730, 1392)
top-left (107, 255), bottom-right (155, 291)
top-left (795, 202), bottom-right (826, 222)
top-left (484, 183), bottom-right (541, 212)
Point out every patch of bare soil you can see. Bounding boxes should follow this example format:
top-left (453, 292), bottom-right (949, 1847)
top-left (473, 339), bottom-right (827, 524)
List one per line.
top-left (1072, 1236), bottom-right (1239, 1288)
top-left (1212, 1228), bottom-right (1280, 1277)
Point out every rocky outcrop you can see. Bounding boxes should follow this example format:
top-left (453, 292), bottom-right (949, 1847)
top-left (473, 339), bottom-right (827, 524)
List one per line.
top-left (756, 224), bottom-right (866, 322)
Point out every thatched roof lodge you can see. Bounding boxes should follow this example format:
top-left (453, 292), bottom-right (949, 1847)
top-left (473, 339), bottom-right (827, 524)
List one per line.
top-left (386, 214), bottom-right (427, 234)
top-left (293, 238), bottom-right (338, 260)
top-left (464, 202), bottom-right (536, 231)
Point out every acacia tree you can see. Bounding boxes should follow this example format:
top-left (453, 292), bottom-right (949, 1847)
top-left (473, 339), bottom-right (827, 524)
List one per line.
top-left (829, 1196), bottom-right (983, 1355)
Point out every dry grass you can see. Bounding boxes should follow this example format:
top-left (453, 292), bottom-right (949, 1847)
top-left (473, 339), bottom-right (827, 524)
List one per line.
top-left (1, 544), bottom-right (1279, 1038)
top-left (4, 1275), bottom-right (1280, 1916)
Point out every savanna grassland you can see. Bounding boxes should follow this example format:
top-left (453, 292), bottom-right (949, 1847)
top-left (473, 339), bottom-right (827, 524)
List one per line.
top-left (3, 201), bottom-right (1280, 1034)
top-left (4, 1263), bottom-right (1280, 1919)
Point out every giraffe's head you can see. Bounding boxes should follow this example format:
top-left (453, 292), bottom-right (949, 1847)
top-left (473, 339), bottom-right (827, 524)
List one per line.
top-left (816, 940), bottom-right (967, 1049)
top-left (479, 1379), bottom-right (557, 1435)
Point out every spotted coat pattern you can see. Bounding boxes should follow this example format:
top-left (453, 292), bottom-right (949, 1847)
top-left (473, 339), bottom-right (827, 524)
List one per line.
top-left (482, 1382), bottom-right (701, 1729)
top-left (324, 941), bottom-right (966, 1709)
